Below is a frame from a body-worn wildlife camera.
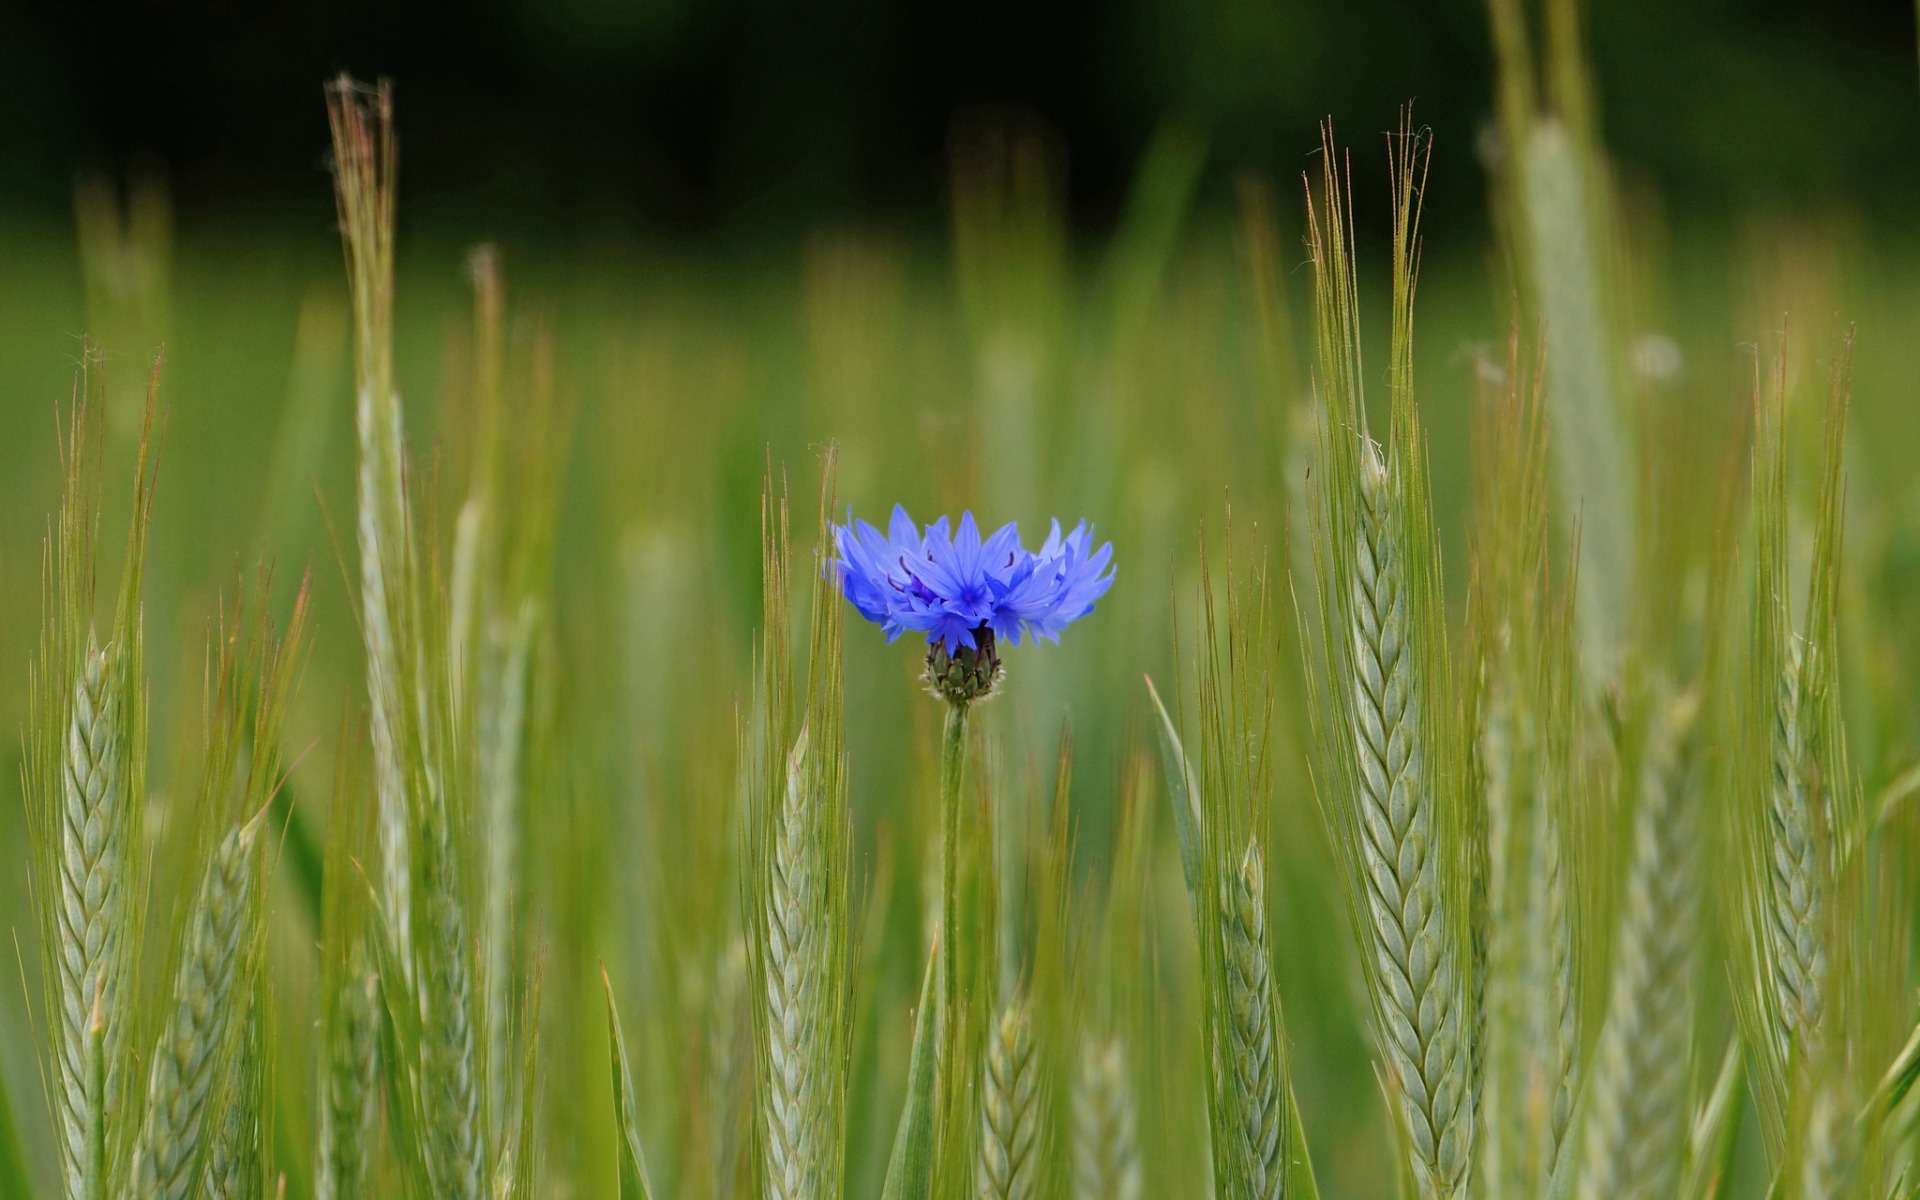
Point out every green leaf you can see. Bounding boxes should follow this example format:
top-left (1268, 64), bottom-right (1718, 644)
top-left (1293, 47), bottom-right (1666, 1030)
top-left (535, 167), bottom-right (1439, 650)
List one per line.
top-left (1872, 1016), bottom-right (1920, 1115)
top-left (0, 1036), bottom-right (29, 1200)
top-left (1144, 674), bottom-right (1202, 901)
top-left (1682, 1039), bottom-right (1744, 1200)
top-left (1286, 1076), bottom-right (1321, 1200)
top-left (880, 941), bottom-right (940, 1200)
top-left (602, 965), bottom-right (655, 1200)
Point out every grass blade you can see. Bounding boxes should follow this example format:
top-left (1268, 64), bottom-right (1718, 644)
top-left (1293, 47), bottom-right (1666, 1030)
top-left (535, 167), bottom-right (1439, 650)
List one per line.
top-left (1144, 674), bottom-right (1201, 902)
top-left (1681, 1039), bottom-right (1744, 1200)
top-left (603, 966), bottom-right (656, 1200)
top-left (881, 942), bottom-right (940, 1200)
top-left (0, 1032), bottom-right (28, 1200)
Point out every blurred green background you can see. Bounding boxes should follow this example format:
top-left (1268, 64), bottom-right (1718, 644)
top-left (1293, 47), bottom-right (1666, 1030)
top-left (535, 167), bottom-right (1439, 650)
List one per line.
top-left (3, 2), bottom-right (1920, 1197)
top-left (1, 0), bottom-right (1915, 232)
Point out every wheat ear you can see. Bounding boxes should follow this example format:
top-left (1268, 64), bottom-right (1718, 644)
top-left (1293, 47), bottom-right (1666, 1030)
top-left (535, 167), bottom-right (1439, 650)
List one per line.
top-left (977, 997), bottom-right (1039, 1200)
top-left (315, 954), bottom-right (379, 1200)
top-left (1798, 1083), bottom-right (1856, 1200)
top-left (56, 638), bottom-right (127, 1199)
top-left (1766, 644), bottom-right (1826, 1062)
top-left (129, 819), bottom-right (262, 1200)
top-left (1520, 119), bottom-right (1631, 675)
top-left (419, 802), bottom-right (483, 1200)
top-left (201, 1003), bottom-right (260, 1200)
top-left (326, 76), bottom-right (412, 967)
top-left (1350, 445), bottom-right (1469, 1196)
top-left (1073, 1036), bottom-right (1140, 1200)
top-left (1574, 698), bottom-right (1697, 1200)
top-left (1480, 719), bottom-right (1578, 1198)
top-left (763, 731), bottom-right (828, 1200)
top-left (1220, 841), bottom-right (1288, 1200)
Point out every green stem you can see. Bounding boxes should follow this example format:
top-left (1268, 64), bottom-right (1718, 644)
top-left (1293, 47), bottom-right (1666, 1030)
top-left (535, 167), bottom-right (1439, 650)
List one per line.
top-left (939, 700), bottom-right (970, 1036)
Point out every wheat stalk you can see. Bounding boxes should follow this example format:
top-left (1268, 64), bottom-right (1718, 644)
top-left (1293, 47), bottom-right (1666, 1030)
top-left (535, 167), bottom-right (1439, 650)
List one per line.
top-left (763, 731), bottom-right (828, 1200)
top-left (1539, 798), bottom-right (1577, 1159)
top-left (481, 605), bottom-right (534, 1126)
top-left (1766, 643), bottom-right (1826, 1064)
top-left (1072, 1036), bottom-right (1140, 1200)
top-left (55, 637), bottom-right (127, 1199)
top-left (977, 997), bottom-right (1038, 1200)
top-left (1574, 698), bottom-right (1697, 1200)
top-left (1349, 443), bottom-right (1470, 1197)
top-left (710, 938), bottom-right (752, 1200)
top-left (129, 819), bottom-right (262, 1200)
top-left (1220, 841), bottom-right (1288, 1200)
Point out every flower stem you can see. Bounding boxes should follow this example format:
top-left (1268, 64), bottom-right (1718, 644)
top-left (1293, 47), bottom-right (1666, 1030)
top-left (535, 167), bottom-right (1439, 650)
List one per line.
top-left (939, 700), bottom-right (970, 1036)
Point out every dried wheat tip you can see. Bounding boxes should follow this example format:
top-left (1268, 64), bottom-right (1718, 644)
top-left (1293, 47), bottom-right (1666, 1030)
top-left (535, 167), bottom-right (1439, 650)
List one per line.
top-left (1220, 842), bottom-right (1287, 1200)
top-left (1348, 444), bottom-right (1469, 1196)
top-left (131, 820), bottom-right (262, 1200)
top-left (977, 998), bottom-right (1040, 1200)
top-left (833, 506), bottom-right (1113, 707)
top-left (763, 736), bottom-right (827, 1200)
top-left (1767, 642), bottom-right (1826, 1061)
top-left (1073, 1037), bottom-right (1141, 1200)
top-left (57, 637), bottom-right (126, 1196)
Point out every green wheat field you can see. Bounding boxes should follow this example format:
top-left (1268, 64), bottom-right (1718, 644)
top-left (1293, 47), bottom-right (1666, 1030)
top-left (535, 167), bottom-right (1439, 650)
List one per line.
top-left (5, 9), bottom-right (1920, 1200)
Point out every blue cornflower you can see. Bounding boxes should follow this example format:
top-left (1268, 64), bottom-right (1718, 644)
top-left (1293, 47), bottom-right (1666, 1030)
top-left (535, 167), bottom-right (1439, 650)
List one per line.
top-left (833, 505), bottom-right (1114, 703)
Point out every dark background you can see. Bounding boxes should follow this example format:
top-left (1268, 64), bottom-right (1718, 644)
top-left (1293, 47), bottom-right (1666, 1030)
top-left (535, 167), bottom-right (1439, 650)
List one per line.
top-left (1, 0), bottom-right (1915, 239)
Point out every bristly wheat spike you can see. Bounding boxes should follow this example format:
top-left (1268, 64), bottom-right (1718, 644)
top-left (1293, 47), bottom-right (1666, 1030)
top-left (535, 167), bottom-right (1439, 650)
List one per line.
top-left (419, 805), bottom-right (482, 1200)
top-left (130, 820), bottom-right (262, 1200)
top-left (1574, 698), bottom-right (1698, 1200)
top-left (1350, 443), bottom-right (1469, 1196)
top-left (1073, 1037), bottom-right (1141, 1200)
top-left (977, 997), bottom-right (1039, 1200)
top-left (1766, 643), bottom-right (1826, 1062)
top-left (326, 76), bottom-right (412, 967)
top-left (56, 637), bottom-right (126, 1200)
top-left (763, 731), bottom-right (827, 1200)
top-left (316, 956), bottom-right (378, 1200)
top-left (1220, 841), bottom-right (1288, 1200)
